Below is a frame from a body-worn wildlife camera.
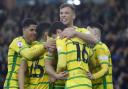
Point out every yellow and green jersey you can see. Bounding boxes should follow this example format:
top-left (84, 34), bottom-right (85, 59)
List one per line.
top-left (4, 36), bottom-right (31, 89)
top-left (89, 42), bottom-right (113, 89)
top-left (25, 52), bottom-right (49, 89)
top-left (4, 36), bottom-right (45, 89)
top-left (45, 27), bottom-right (93, 89)
top-left (64, 27), bottom-right (92, 89)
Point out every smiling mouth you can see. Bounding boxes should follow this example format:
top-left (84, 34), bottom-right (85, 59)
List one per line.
top-left (61, 18), bottom-right (67, 22)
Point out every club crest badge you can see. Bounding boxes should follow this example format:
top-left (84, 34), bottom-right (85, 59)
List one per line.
top-left (17, 41), bottom-right (23, 47)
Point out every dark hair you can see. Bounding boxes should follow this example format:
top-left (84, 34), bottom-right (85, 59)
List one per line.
top-left (21, 18), bottom-right (37, 28)
top-left (48, 21), bottom-right (67, 37)
top-left (88, 22), bottom-right (104, 34)
top-left (60, 3), bottom-right (75, 13)
top-left (36, 22), bottom-right (51, 39)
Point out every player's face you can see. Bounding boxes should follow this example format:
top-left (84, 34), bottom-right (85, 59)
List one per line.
top-left (43, 31), bottom-right (48, 41)
top-left (51, 29), bottom-right (62, 39)
top-left (87, 26), bottom-right (98, 38)
top-left (23, 25), bottom-right (37, 43)
top-left (60, 7), bottom-right (75, 26)
top-left (56, 29), bottom-right (62, 35)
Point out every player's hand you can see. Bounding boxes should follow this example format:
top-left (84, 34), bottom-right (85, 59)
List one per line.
top-left (86, 72), bottom-right (95, 80)
top-left (49, 76), bottom-right (56, 83)
top-left (55, 71), bottom-right (68, 80)
top-left (44, 39), bottom-right (56, 49)
top-left (59, 27), bottom-right (76, 39)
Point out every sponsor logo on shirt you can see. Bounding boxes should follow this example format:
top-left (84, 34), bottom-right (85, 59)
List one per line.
top-left (98, 55), bottom-right (108, 60)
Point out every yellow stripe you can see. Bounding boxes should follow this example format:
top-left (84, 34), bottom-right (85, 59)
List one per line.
top-left (66, 84), bottom-right (92, 89)
top-left (68, 75), bottom-right (88, 80)
top-left (18, 46), bottom-right (28, 54)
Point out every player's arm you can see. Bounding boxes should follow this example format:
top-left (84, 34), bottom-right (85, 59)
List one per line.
top-left (44, 52), bottom-right (67, 80)
top-left (75, 30), bottom-right (98, 44)
top-left (93, 63), bottom-right (109, 79)
top-left (87, 63), bottom-right (109, 80)
top-left (10, 39), bottom-right (55, 61)
top-left (20, 39), bottom-right (56, 60)
top-left (87, 48), bottom-right (109, 79)
top-left (18, 59), bottom-right (28, 89)
top-left (19, 44), bottom-right (46, 60)
top-left (59, 27), bottom-right (98, 44)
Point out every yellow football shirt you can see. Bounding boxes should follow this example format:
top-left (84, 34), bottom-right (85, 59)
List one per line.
top-left (4, 36), bottom-right (31, 89)
top-left (89, 42), bottom-right (113, 89)
top-left (4, 36), bottom-right (45, 89)
top-left (65, 27), bottom-right (92, 89)
top-left (25, 52), bottom-right (49, 89)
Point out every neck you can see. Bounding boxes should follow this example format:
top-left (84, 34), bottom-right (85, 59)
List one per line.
top-left (67, 22), bottom-right (74, 27)
top-left (97, 36), bottom-right (101, 42)
top-left (23, 35), bottom-right (31, 44)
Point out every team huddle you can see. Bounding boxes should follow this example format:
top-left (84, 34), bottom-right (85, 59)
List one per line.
top-left (4, 3), bottom-right (113, 89)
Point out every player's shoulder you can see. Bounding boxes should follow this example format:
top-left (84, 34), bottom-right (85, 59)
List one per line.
top-left (94, 41), bottom-right (109, 50)
top-left (76, 26), bottom-right (87, 31)
top-left (76, 26), bottom-right (90, 34)
top-left (10, 36), bottom-right (25, 46)
top-left (12, 36), bottom-right (24, 42)
top-left (32, 41), bottom-right (42, 45)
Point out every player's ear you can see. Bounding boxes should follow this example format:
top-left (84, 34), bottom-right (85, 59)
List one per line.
top-left (72, 14), bottom-right (76, 20)
top-left (22, 28), bottom-right (26, 34)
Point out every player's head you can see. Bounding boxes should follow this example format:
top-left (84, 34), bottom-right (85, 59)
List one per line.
top-left (59, 3), bottom-right (76, 27)
top-left (21, 18), bottom-right (37, 43)
top-left (87, 23), bottom-right (103, 41)
top-left (48, 21), bottom-right (67, 38)
top-left (36, 22), bottom-right (51, 41)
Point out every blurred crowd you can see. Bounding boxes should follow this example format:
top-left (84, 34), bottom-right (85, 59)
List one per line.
top-left (0, 0), bottom-right (128, 89)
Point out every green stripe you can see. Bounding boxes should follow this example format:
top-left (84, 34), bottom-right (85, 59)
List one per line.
top-left (103, 77), bottom-right (107, 89)
top-left (109, 55), bottom-right (111, 58)
top-left (8, 55), bottom-right (21, 57)
top-left (100, 62), bottom-right (112, 67)
top-left (68, 76), bottom-right (88, 80)
top-left (93, 48), bottom-right (106, 52)
top-left (58, 50), bottom-right (77, 55)
top-left (109, 65), bottom-right (112, 67)
top-left (66, 84), bottom-right (92, 89)
top-left (67, 59), bottom-right (77, 64)
top-left (67, 50), bottom-right (78, 54)
top-left (4, 86), bottom-right (19, 88)
top-left (54, 85), bottom-right (64, 88)
top-left (58, 52), bottom-right (67, 55)
top-left (39, 57), bottom-right (44, 59)
top-left (8, 63), bottom-right (20, 66)
top-left (92, 82), bottom-right (113, 86)
top-left (108, 74), bottom-right (112, 76)
top-left (26, 82), bottom-right (49, 85)
top-left (68, 67), bottom-right (81, 72)
top-left (6, 52), bottom-right (18, 89)
top-left (7, 71), bottom-right (18, 74)
top-left (28, 66), bottom-right (45, 69)
top-left (6, 71), bottom-right (48, 76)
top-left (92, 64), bottom-right (112, 69)
top-left (100, 62), bottom-right (109, 65)
top-left (6, 78), bottom-right (18, 82)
